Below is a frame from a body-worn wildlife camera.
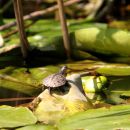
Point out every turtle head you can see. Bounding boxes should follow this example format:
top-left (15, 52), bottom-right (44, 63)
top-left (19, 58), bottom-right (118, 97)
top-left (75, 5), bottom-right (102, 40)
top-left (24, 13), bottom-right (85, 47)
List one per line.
top-left (59, 66), bottom-right (67, 75)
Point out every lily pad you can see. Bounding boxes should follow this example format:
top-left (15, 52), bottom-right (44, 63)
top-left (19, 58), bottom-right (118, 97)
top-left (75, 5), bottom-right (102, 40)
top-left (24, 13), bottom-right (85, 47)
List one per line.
top-left (97, 65), bottom-right (130, 76)
top-left (58, 105), bottom-right (130, 130)
top-left (0, 106), bottom-right (37, 128)
top-left (1, 60), bottom-right (130, 96)
top-left (16, 124), bottom-right (57, 130)
top-left (0, 66), bottom-right (59, 96)
top-left (33, 80), bottom-right (93, 125)
top-left (75, 27), bottom-right (130, 57)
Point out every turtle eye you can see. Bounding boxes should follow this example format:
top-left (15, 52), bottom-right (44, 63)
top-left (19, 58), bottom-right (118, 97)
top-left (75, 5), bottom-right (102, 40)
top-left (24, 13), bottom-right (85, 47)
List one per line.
top-left (62, 66), bottom-right (67, 70)
top-left (61, 66), bottom-right (67, 72)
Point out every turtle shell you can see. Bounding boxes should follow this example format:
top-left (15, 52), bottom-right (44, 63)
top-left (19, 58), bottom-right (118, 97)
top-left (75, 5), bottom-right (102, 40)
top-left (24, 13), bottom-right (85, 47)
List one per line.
top-left (43, 73), bottom-right (66, 88)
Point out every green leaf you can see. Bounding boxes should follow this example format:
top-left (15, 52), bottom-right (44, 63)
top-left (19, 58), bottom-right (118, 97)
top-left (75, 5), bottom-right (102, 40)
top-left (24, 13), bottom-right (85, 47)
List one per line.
top-left (58, 105), bottom-right (130, 130)
top-left (16, 124), bottom-right (57, 130)
top-left (1, 19), bottom-right (107, 61)
top-left (75, 27), bottom-right (130, 57)
top-left (108, 76), bottom-right (130, 96)
top-left (1, 60), bottom-right (130, 96)
top-left (81, 76), bottom-right (107, 93)
top-left (0, 66), bottom-right (59, 96)
top-left (97, 66), bottom-right (130, 76)
top-left (0, 106), bottom-right (37, 128)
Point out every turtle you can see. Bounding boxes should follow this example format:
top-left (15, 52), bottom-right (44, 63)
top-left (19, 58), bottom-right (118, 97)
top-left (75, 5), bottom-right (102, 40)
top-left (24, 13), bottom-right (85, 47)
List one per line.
top-left (42, 66), bottom-right (68, 94)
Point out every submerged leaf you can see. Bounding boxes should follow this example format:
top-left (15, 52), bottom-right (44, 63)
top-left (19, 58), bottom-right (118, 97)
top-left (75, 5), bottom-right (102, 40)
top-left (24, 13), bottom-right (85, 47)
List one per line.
top-left (105, 76), bottom-right (130, 104)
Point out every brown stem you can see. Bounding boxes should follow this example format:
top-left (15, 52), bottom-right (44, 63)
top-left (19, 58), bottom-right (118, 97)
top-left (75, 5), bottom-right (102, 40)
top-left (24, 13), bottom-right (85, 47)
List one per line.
top-left (3, 21), bottom-right (35, 39)
top-left (0, 0), bottom-right (81, 31)
top-left (13, 0), bottom-right (29, 59)
top-left (57, 0), bottom-right (71, 59)
top-left (0, 97), bottom-right (35, 102)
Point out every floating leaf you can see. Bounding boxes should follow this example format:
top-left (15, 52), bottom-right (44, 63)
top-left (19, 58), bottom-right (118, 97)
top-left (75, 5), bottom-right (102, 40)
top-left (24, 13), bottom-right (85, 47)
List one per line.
top-left (97, 65), bottom-right (130, 76)
top-left (0, 106), bottom-right (37, 128)
top-left (75, 27), bottom-right (130, 57)
top-left (0, 66), bottom-right (59, 96)
top-left (16, 124), bottom-right (57, 130)
top-left (33, 81), bottom-right (93, 125)
top-left (58, 105), bottom-right (130, 130)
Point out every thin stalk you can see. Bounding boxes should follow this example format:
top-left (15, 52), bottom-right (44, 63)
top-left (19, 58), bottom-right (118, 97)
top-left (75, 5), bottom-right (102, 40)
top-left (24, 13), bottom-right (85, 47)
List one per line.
top-left (57, 0), bottom-right (71, 59)
top-left (13, 0), bottom-right (29, 59)
top-left (3, 21), bottom-right (36, 39)
top-left (0, 97), bottom-right (35, 102)
top-left (0, 0), bottom-right (81, 31)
